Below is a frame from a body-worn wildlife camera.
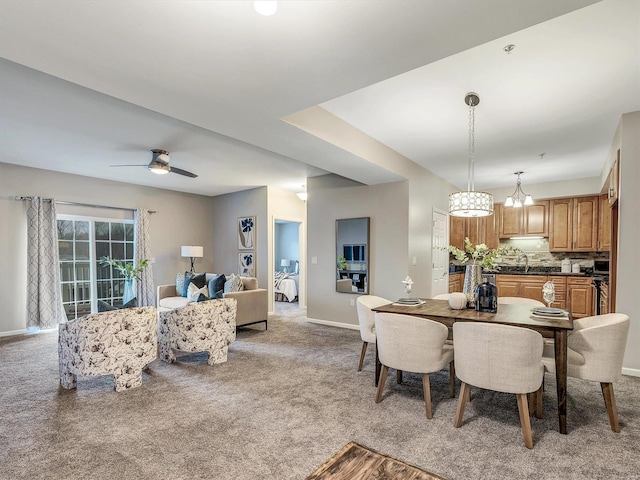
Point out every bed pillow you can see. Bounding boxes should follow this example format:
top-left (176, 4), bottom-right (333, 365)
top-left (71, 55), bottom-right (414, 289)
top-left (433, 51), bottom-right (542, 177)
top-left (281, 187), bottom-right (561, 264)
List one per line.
top-left (183, 272), bottom-right (206, 298)
top-left (208, 274), bottom-right (226, 299)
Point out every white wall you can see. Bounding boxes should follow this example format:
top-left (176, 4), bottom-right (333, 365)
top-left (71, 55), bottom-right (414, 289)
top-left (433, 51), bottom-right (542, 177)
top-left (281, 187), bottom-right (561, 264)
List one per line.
top-left (0, 162), bottom-right (214, 336)
top-left (210, 187), bottom-right (269, 289)
top-left (616, 112), bottom-right (640, 372)
top-left (307, 176), bottom-right (409, 327)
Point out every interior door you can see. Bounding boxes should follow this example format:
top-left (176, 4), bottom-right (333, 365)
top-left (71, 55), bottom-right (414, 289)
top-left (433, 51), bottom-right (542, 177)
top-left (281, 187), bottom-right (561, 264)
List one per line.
top-left (431, 209), bottom-right (449, 297)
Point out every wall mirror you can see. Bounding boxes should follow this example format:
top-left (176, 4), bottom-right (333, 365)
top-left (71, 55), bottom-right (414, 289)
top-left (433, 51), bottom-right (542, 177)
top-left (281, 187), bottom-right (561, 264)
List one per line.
top-left (336, 217), bottom-right (370, 294)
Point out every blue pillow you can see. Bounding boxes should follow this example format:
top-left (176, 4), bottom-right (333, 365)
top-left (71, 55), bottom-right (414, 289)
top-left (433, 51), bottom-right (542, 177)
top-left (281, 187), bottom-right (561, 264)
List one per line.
top-left (208, 274), bottom-right (226, 299)
top-left (183, 272), bottom-right (207, 298)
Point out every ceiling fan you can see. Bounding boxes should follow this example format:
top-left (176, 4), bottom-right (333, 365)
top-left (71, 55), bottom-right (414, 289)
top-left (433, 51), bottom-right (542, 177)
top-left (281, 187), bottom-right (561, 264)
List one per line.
top-left (110, 149), bottom-right (198, 178)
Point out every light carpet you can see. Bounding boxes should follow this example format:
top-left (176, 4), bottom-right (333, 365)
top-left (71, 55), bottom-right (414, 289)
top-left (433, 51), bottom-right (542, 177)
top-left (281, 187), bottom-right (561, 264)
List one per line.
top-left (1, 302), bottom-right (639, 479)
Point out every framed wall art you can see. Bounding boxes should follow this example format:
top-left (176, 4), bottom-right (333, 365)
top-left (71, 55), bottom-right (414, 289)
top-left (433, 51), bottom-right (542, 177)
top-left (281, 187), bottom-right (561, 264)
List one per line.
top-left (238, 216), bottom-right (255, 250)
top-left (238, 251), bottom-right (255, 276)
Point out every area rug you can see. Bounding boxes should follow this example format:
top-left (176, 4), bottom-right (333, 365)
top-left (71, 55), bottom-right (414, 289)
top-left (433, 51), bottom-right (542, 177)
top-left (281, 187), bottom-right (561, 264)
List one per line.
top-left (306, 442), bottom-right (448, 480)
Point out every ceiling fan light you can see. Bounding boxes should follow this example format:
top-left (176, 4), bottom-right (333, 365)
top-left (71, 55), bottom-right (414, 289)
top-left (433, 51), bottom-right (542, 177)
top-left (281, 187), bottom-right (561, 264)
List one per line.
top-left (149, 163), bottom-right (170, 175)
top-left (504, 196), bottom-right (514, 207)
top-left (524, 195), bottom-right (534, 206)
top-left (156, 153), bottom-right (170, 163)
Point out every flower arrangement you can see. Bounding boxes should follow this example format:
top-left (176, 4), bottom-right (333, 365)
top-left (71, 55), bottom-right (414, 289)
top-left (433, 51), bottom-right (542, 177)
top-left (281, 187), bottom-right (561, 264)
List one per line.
top-left (447, 237), bottom-right (519, 270)
top-left (100, 256), bottom-right (150, 281)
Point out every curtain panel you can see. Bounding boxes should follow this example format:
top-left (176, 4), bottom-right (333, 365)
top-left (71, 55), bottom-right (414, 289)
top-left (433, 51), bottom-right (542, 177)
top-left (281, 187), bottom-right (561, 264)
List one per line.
top-left (135, 209), bottom-right (155, 307)
top-left (26, 197), bottom-right (66, 329)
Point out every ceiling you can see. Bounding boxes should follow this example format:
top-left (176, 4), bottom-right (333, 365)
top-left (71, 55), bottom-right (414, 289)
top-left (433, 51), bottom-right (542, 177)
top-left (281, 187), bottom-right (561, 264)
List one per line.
top-left (1, 0), bottom-right (637, 196)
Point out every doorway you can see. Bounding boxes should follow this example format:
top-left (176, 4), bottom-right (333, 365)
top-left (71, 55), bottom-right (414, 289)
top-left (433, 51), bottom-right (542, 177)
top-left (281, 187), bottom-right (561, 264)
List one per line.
top-left (273, 219), bottom-right (303, 313)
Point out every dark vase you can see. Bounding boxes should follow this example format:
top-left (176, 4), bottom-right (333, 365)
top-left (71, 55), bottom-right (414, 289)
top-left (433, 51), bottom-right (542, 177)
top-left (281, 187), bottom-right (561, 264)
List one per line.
top-left (476, 281), bottom-right (498, 313)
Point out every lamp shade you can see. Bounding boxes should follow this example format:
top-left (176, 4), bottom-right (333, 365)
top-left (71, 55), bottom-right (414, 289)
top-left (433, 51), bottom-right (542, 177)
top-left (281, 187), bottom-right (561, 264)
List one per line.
top-left (181, 246), bottom-right (203, 258)
top-left (280, 259), bottom-right (291, 267)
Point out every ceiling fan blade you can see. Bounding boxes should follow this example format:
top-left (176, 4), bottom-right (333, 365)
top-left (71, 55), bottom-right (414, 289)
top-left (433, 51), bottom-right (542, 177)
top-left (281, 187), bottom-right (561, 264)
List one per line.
top-left (110, 164), bottom-right (148, 167)
top-left (169, 166), bottom-right (198, 178)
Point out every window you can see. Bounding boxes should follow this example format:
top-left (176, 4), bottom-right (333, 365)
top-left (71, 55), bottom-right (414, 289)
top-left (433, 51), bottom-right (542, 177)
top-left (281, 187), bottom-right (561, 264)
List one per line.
top-left (57, 216), bottom-right (134, 320)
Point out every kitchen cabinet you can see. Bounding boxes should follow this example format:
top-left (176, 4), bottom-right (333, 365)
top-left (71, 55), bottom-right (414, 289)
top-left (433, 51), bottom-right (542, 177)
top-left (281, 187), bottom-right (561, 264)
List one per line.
top-left (495, 275), bottom-right (546, 304)
top-left (449, 215), bottom-right (497, 250)
top-left (498, 201), bottom-right (548, 238)
top-left (598, 194), bottom-right (611, 251)
top-left (448, 273), bottom-right (463, 293)
top-left (567, 277), bottom-right (594, 318)
top-left (549, 196), bottom-right (598, 252)
top-left (548, 276), bottom-right (567, 310)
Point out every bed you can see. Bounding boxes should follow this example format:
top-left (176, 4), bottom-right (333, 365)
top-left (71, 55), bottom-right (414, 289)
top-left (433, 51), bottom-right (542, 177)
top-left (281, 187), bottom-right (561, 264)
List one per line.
top-left (274, 272), bottom-right (299, 302)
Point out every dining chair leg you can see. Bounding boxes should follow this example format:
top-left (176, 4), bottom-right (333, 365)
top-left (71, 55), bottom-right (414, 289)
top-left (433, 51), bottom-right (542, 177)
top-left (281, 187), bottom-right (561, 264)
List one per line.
top-left (449, 361), bottom-right (455, 398)
top-left (375, 365), bottom-right (389, 403)
top-left (516, 393), bottom-right (534, 449)
top-left (396, 370), bottom-right (403, 384)
top-left (422, 373), bottom-right (432, 419)
top-left (528, 392), bottom-right (535, 416)
top-left (454, 382), bottom-right (470, 428)
top-left (358, 341), bottom-right (368, 371)
top-left (601, 382), bottom-right (620, 433)
top-left (535, 385), bottom-right (543, 419)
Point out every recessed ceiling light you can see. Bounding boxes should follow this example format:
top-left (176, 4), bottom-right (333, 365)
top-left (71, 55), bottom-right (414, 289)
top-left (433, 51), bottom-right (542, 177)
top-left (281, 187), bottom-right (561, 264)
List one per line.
top-left (503, 44), bottom-right (516, 54)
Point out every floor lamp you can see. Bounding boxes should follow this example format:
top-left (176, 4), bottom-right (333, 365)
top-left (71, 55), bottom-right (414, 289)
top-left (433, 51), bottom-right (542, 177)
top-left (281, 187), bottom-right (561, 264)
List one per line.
top-left (182, 246), bottom-right (204, 273)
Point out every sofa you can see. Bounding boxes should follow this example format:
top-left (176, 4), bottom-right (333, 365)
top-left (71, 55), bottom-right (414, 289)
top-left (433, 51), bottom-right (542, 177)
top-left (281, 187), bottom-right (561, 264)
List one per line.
top-left (158, 298), bottom-right (237, 365)
top-left (157, 274), bottom-right (268, 329)
top-left (58, 306), bottom-right (158, 392)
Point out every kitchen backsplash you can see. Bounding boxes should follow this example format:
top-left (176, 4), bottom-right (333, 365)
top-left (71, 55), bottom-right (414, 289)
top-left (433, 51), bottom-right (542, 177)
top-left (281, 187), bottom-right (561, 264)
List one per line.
top-left (496, 238), bottom-right (609, 269)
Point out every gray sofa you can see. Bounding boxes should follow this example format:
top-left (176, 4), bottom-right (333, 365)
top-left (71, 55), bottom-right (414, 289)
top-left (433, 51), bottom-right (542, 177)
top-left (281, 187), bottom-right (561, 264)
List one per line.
top-left (157, 275), bottom-right (268, 329)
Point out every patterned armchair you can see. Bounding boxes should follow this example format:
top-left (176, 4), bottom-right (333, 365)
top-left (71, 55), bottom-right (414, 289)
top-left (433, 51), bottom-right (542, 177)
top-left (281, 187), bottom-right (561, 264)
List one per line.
top-left (58, 306), bottom-right (158, 392)
top-left (158, 298), bottom-right (237, 366)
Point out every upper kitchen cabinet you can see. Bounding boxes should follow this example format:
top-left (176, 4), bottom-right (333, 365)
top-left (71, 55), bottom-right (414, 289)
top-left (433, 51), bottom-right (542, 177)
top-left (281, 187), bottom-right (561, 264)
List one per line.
top-left (449, 209), bottom-right (499, 250)
top-left (549, 196), bottom-right (599, 252)
top-left (598, 194), bottom-right (611, 251)
top-left (498, 201), bottom-right (548, 238)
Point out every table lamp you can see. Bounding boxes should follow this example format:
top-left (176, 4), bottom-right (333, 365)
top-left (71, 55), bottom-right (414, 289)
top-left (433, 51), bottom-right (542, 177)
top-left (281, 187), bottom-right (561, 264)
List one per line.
top-left (182, 245), bottom-right (204, 273)
top-left (280, 259), bottom-right (290, 273)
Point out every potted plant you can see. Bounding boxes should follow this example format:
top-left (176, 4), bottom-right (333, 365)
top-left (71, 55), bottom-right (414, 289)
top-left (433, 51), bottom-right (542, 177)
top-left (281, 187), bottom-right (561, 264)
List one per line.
top-left (100, 256), bottom-right (150, 304)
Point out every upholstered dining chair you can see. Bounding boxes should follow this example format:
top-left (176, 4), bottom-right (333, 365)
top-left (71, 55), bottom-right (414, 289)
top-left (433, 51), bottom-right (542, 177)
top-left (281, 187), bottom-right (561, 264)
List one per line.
top-left (374, 313), bottom-right (455, 419)
top-left (497, 297), bottom-right (545, 307)
top-left (356, 295), bottom-right (391, 371)
top-left (541, 313), bottom-right (630, 432)
top-left (453, 322), bottom-right (544, 449)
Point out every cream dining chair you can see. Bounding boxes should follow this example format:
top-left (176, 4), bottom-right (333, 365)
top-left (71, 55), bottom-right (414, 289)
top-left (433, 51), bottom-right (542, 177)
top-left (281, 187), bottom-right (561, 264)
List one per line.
top-left (541, 313), bottom-right (630, 432)
top-left (356, 295), bottom-right (391, 372)
top-left (498, 297), bottom-right (545, 307)
top-left (453, 322), bottom-right (544, 449)
top-left (374, 313), bottom-right (455, 419)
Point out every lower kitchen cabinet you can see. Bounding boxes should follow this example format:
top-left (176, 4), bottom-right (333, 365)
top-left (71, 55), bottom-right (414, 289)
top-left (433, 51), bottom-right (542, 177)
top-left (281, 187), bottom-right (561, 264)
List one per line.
top-left (495, 275), bottom-right (546, 304)
top-left (448, 273), bottom-right (463, 293)
top-left (567, 277), bottom-right (594, 318)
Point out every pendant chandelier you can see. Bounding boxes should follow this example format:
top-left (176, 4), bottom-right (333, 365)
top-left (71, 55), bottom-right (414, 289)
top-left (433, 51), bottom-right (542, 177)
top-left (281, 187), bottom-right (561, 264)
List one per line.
top-left (504, 171), bottom-right (533, 208)
top-left (448, 93), bottom-right (493, 217)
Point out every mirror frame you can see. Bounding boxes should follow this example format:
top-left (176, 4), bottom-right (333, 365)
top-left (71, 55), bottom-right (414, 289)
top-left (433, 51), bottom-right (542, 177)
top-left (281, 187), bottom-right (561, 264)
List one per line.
top-left (335, 217), bottom-right (370, 294)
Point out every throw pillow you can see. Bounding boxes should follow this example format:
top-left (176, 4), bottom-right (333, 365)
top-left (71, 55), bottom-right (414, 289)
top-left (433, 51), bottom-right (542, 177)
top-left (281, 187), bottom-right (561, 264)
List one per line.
top-left (241, 276), bottom-right (257, 290)
top-left (187, 282), bottom-right (209, 302)
top-left (196, 293), bottom-right (210, 302)
top-left (208, 274), bottom-right (226, 299)
top-left (183, 272), bottom-right (207, 298)
top-left (176, 272), bottom-right (185, 297)
top-left (224, 273), bottom-right (244, 293)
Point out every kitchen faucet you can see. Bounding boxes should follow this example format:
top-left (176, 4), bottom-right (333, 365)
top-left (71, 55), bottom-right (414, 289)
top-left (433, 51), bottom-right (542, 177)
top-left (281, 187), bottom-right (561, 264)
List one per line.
top-left (516, 252), bottom-right (529, 273)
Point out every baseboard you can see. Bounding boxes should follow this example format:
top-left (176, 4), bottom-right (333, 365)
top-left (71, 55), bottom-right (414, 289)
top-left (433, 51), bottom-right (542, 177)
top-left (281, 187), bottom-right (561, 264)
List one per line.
top-left (0, 329), bottom-right (27, 338)
top-left (305, 317), bottom-right (359, 331)
top-left (622, 367), bottom-right (640, 377)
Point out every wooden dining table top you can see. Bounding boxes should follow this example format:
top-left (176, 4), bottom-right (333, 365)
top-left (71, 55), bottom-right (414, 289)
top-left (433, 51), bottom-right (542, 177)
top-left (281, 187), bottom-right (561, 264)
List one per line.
top-left (373, 299), bottom-right (573, 332)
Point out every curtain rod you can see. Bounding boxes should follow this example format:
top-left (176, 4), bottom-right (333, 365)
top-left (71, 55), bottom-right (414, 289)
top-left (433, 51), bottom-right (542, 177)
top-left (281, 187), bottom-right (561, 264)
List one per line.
top-left (15, 196), bottom-right (157, 214)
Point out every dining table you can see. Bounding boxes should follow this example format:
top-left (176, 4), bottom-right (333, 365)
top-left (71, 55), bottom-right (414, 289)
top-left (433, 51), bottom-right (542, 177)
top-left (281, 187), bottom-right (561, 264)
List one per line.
top-left (372, 299), bottom-right (574, 434)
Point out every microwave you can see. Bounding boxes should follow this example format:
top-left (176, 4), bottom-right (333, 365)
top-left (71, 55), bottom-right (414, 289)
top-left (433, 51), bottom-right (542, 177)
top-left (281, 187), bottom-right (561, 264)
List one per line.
top-left (593, 260), bottom-right (610, 274)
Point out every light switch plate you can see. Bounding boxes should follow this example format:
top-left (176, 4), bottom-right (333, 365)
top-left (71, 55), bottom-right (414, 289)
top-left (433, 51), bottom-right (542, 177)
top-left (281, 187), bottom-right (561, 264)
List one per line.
top-left (311, 256), bottom-right (318, 264)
